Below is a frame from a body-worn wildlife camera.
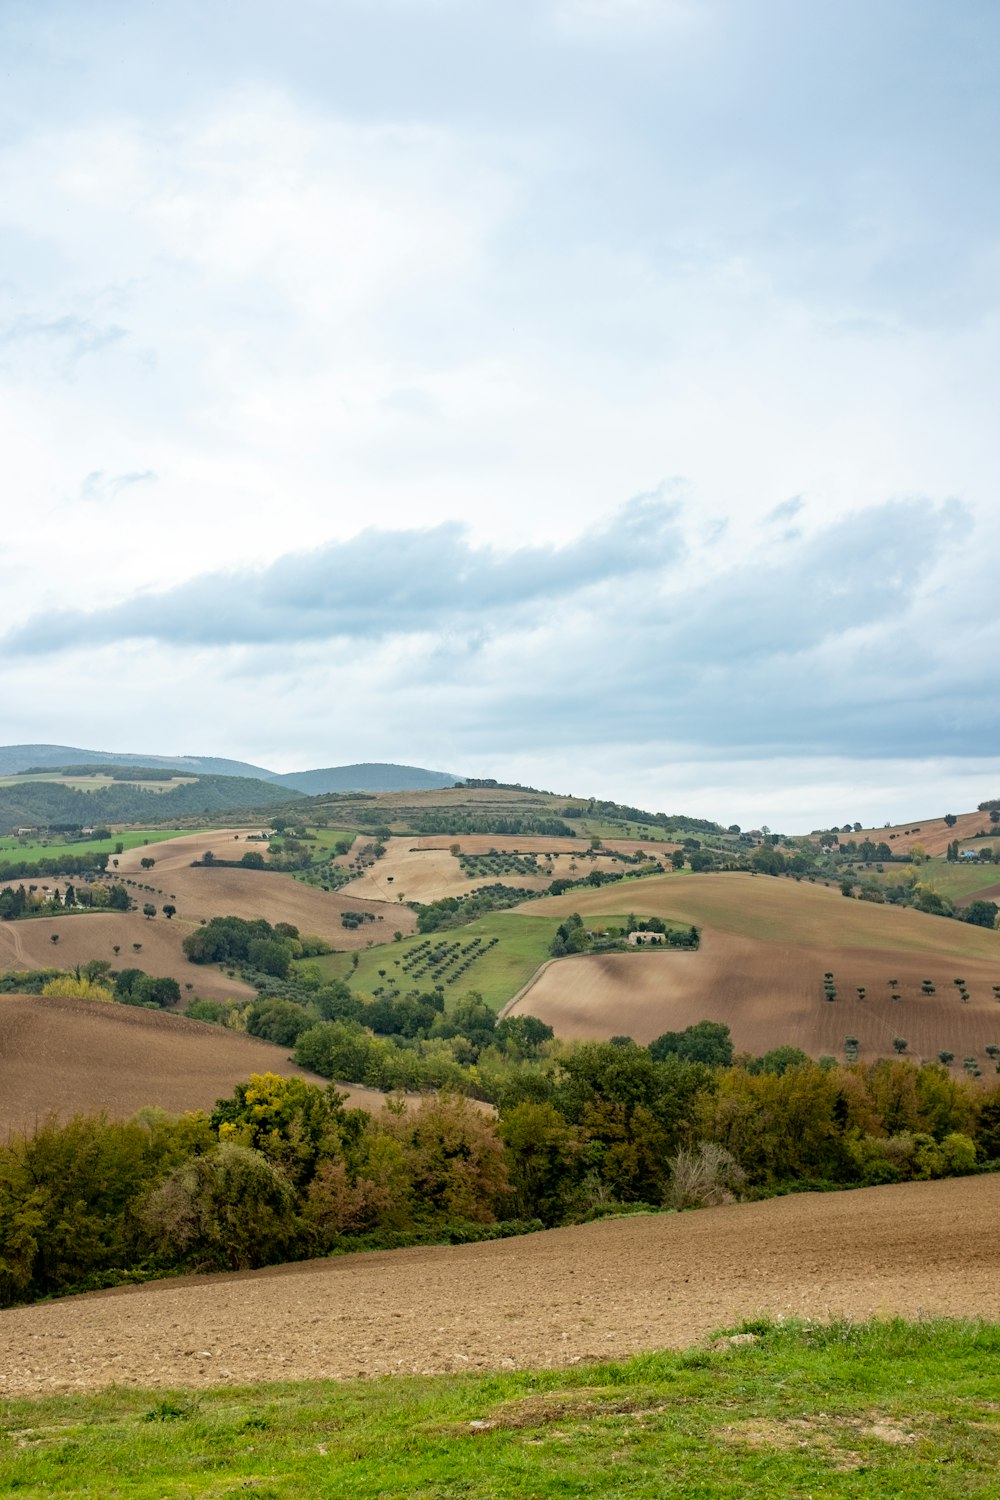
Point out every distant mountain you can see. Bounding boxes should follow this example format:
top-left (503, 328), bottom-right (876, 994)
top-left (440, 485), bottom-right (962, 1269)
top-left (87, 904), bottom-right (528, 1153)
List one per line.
top-left (0, 745), bottom-right (276, 780)
top-left (279, 763), bottom-right (461, 795)
top-left (0, 773), bottom-right (292, 828)
top-left (0, 745), bottom-right (463, 794)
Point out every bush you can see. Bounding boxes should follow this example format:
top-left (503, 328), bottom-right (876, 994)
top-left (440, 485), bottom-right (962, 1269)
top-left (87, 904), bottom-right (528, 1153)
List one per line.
top-left (667, 1142), bottom-right (745, 1209)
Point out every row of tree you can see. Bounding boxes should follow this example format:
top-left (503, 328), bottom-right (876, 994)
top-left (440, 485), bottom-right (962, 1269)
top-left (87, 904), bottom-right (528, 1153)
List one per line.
top-left (2, 1043), bottom-right (998, 1309)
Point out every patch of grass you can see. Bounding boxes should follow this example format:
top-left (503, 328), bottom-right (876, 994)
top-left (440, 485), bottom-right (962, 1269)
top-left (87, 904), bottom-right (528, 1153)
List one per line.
top-left (910, 859), bottom-right (1000, 904)
top-left (301, 911), bottom-right (564, 1011)
top-left (0, 829), bottom-right (208, 864)
top-left (1, 1319), bottom-right (998, 1497)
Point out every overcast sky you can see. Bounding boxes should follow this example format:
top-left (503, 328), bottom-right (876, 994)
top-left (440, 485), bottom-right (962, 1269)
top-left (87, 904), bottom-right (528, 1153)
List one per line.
top-left (2, 0), bottom-right (998, 830)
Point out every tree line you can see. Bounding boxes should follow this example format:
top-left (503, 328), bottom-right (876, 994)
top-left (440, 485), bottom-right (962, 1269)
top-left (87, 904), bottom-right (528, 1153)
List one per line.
top-left (2, 1042), bottom-right (997, 1309)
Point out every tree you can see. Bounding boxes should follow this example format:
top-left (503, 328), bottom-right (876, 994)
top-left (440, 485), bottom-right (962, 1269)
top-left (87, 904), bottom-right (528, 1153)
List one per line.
top-left (964, 901), bottom-right (999, 930)
top-left (892, 1038), bottom-right (908, 1054)
top-left (142, 903), bottom-right (156, 920)
top-left (139, 857), bottom-right (155, 870)
top-left (670, 849), bottom-right (685, 871)
top-left (648, 1021), bottom-right (733, 1068)
top-left (944, 814), bottom-right (958, 827)
top-left (240, 850), bottom-right (265, 869)
top-left (162, 904), bottom-right (176, 919)
top-left (140, 1142), bottom-right (296, 1271)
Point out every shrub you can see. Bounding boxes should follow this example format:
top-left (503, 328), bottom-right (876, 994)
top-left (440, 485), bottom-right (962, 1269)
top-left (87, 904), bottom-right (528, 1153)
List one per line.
top-left (666, 1142), bottom-right (745, 1210)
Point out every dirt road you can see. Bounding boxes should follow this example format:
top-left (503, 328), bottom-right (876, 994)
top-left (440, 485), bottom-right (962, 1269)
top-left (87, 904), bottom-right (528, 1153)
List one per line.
top-left (2, 1174), bottom-right (998, 1395)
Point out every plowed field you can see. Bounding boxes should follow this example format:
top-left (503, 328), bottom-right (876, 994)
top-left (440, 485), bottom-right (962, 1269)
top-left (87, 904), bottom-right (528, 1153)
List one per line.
top-left (0, 913), bottom-right (255, 1003)
top-left (0, 994), bottom-right (395, 1135)
top-left (1, 1174), bottom-right (997, 1395)
top-left (508, 873), bottom-right (1000, 1061)
top-left (342, 837), bottom-right (637, 905)
top-left (116, 830), bottom-right (411, 947)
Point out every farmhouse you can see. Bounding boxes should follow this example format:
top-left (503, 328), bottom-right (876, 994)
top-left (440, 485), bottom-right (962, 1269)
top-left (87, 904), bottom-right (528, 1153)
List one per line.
top-left (627, 930), bottom-right (665, 945)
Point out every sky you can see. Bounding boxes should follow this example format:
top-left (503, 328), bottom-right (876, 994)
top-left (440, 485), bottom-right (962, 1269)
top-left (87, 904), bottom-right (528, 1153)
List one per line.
top-left (2, 0), bottom-right (998, 832)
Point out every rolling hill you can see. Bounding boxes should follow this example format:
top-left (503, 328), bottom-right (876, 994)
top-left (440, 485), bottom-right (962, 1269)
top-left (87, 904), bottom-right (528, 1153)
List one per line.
top-left (0, 993), bottom-right (400, 1136)
top-left (506, 871), bottom-right (1000, 1064)
top-left (0, 745), bottom-right (462, 794)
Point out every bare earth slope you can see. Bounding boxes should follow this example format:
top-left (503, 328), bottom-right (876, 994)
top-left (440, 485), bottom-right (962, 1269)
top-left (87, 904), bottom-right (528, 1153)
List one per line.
top-left (116, 830), bottom-right (414, 946)
top-left (1, 1174), bottom-right (997, 1395)
top-left (0, 995), bottom-right (393, 1134)
top-left (509, 873), bottom-right (1000, 1059)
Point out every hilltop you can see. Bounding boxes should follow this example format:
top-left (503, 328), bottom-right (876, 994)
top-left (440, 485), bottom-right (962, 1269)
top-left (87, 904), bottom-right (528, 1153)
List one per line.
top-left (0, 744), bottom-right (461, 794)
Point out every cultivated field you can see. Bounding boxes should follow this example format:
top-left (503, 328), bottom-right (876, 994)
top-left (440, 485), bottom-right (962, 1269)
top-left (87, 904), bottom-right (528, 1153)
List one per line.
top-left (114, 829), bottom-right (415, 947)
top-left (0, 994), bottom-right (399, 1137)
top-left (340, 835), bottom-right (644, 905)
top-left (508, 873), bottom-right (1000, 1061)
top-left (835, 809), bottom-right (996, 858)
top-left (0, 912), bottom-right (256, 1003)
top-left (1, 1173), bottom-right (997, 1395)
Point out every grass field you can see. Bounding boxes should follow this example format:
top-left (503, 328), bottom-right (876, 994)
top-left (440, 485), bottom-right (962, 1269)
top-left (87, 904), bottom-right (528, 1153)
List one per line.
top-left (910, 859), bottom-right (1000, 905)
top-left (303, 911), bottom-right (566, 1011)
top-left (1, 1318), bottom-right (998, 1497)
top-left (0, 828), bottom-right (208, 863)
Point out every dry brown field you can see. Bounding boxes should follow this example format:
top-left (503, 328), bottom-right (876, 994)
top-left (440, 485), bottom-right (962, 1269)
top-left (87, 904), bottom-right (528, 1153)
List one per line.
top-left (0, 912), bottom-right (256, 1003)
top-left (508, 872), bottom-right (1000, 1061)
top-left (829, 809), bottom-right (995, 857)
top-left (0, 993), bottom-right (396, 1136)
top-left (1, 1173), bottom-right (997, 1395)
top-left (341, 836), bottom-right (644, 905)
top-left (114, 829), bottom-right (414, 947)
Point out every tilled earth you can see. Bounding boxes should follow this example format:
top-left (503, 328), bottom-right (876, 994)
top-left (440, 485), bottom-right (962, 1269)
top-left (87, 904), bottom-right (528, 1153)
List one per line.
top-left (2, 1175), bottom-right (998, 1395)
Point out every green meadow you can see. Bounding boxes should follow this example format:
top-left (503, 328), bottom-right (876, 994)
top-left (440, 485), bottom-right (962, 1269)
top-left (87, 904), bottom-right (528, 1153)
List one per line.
top-left (303, 909), bottom-right (684, 1013)
top-left (302, 911), bottom-right (563, 1012)
top-left (1, 1319), bottom-right (998, 1498)
top-left (0, 829), bottom-right (208, 864)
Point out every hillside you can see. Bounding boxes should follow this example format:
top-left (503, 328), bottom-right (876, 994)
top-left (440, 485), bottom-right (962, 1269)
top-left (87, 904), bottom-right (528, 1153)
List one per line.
top-left (1, 1174), bottom-right (997, 1395)
top-left (506, 872), bottom-right (1000, 1063)
top-left (0, 770), bottom-right (292, 827)
top-left (0, 745), bottom-right (462, 795)
top-left (0, 994), bottom-right (397, 1135)
top-left (822, 807), bottom-right (999, 859)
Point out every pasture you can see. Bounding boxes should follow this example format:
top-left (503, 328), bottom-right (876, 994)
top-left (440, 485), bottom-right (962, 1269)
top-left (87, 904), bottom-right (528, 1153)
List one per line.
top-left (0, 827), bottom-right (206, 864)
top-left (0, 993), bottom-right (392, 1136)
top-left (305, 911), bottom-right (567, 1012)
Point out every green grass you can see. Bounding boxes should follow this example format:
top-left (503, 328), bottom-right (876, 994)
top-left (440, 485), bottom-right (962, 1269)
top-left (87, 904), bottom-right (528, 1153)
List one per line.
top-left (302, 911), bottom-right (688, 1013)
top-left (1, 1319), bottom-right (998, 1497)
top-left (912, 859), bottom-right (1000, 904)
top-left (301, 911), bottom-right (563, 1011)
top-left (0, 829), bottom-right (209, 864)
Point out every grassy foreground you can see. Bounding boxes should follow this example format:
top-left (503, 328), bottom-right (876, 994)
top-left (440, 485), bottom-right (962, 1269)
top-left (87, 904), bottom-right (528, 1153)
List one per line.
top-left (2, 1319), bottom-right (998, 1497)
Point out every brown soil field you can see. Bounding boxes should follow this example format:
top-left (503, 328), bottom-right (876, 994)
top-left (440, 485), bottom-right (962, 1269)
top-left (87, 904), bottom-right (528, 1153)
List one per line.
top-left (1, 1173), bottom-right (997, 1395)
top-left (0, 912), bottom-right (256, 1003)
top-left (508, 873), bottom-right (1000, 1061)
top-left (0, 994), bottom-right (400, 1137)
top-left (829, 809), bottom-right (995, 858)
top-left (114, 829), bottom-right (414, 948)
top-left (342, 837), bottom-right (642, 905)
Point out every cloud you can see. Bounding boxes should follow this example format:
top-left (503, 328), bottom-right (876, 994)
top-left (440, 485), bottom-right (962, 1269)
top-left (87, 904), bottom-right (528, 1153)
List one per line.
top-left (80, 469), bottom-right (157, 503)
top-left (1, 494), bottom-right (684, 654)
